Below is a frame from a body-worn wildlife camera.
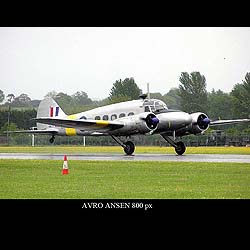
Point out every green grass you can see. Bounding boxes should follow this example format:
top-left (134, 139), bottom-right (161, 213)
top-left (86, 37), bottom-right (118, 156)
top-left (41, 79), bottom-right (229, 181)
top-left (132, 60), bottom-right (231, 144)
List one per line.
top-left (0, 146), bottom-right (249, 154)
top-left (1, 159), bottom-right (250, 199)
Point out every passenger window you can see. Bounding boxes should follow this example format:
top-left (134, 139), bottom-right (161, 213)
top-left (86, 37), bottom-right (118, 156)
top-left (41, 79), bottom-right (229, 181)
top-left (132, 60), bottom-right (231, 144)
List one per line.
top-left (145, 106), bottom-right (150, 112)
top-left (103, 115), bottom-right (109, 120)
top-left (128, 112), bottom-right (134, 116)
top-left (119, 113), bottom-right (125, 118)
top-left (95, 116), bottom-right (101, 120)
top-left (111, 114), bottom-right (117, 120)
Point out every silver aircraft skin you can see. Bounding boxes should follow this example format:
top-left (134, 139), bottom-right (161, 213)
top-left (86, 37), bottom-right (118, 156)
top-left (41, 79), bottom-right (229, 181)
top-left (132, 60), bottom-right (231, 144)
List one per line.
top-left (11, 94), bottom-right (250, 155)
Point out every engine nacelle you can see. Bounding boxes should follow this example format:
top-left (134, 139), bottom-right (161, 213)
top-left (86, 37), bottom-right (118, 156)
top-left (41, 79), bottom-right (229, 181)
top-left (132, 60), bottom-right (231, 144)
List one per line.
top-left (188, 112), bottom-right (210, 134)
top-left (114, 112), bottom-right (159, 135)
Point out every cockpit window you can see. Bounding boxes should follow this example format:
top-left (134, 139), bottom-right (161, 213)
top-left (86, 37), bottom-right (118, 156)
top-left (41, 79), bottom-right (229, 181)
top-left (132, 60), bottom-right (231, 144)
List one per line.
top-left (155, 101), bottom-right (167, 111)
top-left (145, 106), bottom-right (150, 112)
top-left (143, 99), bottom-right (167, 112)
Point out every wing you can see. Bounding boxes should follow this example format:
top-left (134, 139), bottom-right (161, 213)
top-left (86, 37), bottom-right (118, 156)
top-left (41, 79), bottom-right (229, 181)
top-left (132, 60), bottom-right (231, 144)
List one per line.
top-left (210, 119), bottom-right (250, 126)
top-left (35, 117), bottom-right (124, 132)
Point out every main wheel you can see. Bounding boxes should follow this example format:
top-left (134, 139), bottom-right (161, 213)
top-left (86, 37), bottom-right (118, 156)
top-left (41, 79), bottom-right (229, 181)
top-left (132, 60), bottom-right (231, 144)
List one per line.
top-left (124, 141), bottom-right (135, 155)
top-left (49, 136), bottom-right (55, 143)
top-left (175, 141), bottom-right (186, 155)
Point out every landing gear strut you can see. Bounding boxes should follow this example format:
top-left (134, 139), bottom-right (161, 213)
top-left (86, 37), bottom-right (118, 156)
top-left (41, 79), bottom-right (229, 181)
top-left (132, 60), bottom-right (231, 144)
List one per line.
top-left (161, 133), bottom-right (186, 155)
top-left (49, 135), bottom-right (55, 144)
top-left (111, 135), bottom-right (135, 155)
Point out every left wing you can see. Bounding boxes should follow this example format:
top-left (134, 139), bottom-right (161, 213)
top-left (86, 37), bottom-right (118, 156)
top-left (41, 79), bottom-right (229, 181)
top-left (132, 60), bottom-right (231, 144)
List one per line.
top-left (35, 117), bottom-right (124, 132)
top-left (210, 119), bottom-right (250, 126)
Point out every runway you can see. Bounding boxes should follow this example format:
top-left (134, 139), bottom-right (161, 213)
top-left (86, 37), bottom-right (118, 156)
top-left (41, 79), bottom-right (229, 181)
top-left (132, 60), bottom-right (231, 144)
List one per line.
top-left (0, 153), bottom-right (250, 163)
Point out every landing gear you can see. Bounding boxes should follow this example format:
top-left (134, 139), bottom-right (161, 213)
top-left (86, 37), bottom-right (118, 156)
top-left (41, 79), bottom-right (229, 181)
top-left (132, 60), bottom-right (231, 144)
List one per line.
top-left (49, 135), bottom-right (55, 144)
top-left (161, 133), bottom-right (186, 155)
top-left (175, 141), bottom-right (186, 155)
top-left (111, 135), bottom-right (135, 155)
top-left (124, 141), bottom-right (135, 155)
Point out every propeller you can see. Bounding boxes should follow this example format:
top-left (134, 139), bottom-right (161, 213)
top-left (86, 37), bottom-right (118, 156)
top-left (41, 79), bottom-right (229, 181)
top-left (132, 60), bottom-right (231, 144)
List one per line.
top-left (197, 115), bottom-right (210, 129)
top-left (202, 117), bottom-right (210, 125)
top-left (144, 114), bottom-right (159, 129)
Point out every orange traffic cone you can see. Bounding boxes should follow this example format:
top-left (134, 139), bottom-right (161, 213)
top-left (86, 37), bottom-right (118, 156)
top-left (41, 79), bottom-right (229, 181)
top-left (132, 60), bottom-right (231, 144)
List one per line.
top-left (62, 155), bottom-right (69, 175)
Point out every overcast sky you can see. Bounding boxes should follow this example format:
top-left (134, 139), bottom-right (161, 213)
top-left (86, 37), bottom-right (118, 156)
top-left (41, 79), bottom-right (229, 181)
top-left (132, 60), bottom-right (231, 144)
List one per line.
top-left (0, 27), bottom-right (250, 101)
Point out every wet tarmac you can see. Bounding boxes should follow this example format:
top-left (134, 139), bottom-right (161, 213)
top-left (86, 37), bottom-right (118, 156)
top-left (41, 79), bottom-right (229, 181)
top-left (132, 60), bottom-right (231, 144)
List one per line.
top-left (0, 153), bottom-right (250, 163)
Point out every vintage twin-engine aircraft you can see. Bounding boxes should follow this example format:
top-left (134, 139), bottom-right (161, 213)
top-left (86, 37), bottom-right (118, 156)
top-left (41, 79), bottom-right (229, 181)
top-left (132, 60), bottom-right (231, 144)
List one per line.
top-left (14, 94), bottom-right (250, 155)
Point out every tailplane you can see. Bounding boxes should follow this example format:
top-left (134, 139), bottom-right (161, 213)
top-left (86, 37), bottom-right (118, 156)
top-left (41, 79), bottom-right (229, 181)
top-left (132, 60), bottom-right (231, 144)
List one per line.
top-left (37, 97), bottom-right (66, 130)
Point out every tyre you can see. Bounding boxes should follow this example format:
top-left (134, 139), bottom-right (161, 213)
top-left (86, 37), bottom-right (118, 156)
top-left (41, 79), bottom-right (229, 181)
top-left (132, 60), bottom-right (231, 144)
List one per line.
top-left (124, 141), bottom-right (135, 155)
top-left (175, 141), bottom-right (186, 155)
top-left (49, 137), bottom-right (55, 143)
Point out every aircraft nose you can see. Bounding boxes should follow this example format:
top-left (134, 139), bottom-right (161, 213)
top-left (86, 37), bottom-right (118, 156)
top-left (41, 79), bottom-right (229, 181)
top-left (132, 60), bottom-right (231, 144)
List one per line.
top-left (151, 117), bottom-right (159, 125)
top-left (202, 117), bottom-right (210, 125)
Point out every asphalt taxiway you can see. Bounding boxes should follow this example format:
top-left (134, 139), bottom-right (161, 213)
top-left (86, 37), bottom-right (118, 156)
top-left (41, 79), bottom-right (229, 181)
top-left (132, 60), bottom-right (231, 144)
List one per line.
top-left (0, 153), bottom-right (249, 163)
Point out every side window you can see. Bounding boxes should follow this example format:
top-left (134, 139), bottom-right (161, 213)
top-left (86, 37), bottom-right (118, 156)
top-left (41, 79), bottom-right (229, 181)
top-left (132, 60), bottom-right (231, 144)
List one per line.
top-left (95, 116), bottom-right (101, 120)
top-left (111, 114), bottom-right (117, 120)
top-left (103, 115), bottom-right (109, 120)
top-left (119, 113), bottom-right (126, 118)
top-left (145, 106), bottom-right (150, 112)
top-left (128, 112), bottom-right (134, 116)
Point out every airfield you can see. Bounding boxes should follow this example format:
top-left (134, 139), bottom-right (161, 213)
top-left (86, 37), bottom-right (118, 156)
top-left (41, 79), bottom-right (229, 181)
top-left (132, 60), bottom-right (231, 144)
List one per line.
top-left (0, 152), bottom-right (250, 163)
top-left (0, 146), bottom-right (250, 199)
top-left (0, 146), bottom-right (249, 163)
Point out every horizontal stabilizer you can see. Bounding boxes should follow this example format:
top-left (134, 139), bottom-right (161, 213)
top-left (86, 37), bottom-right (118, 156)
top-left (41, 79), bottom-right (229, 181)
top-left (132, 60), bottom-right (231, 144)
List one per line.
top-left (5, 128), bottom-right (59, 135)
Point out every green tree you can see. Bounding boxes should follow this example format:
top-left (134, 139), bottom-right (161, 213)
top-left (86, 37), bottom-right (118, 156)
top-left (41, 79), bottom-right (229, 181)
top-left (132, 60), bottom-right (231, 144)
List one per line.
top-left (8, 109), bottom-right (37, 129)
top-left (0, 90), bottom-right (5, 103)
top-left (207, 89), bottom-right (233, 120)
top-left (231, 72), bottom-right (250, 118)
top-left (6, 93), bottom-right (15, 104)
top-left (11, 93), bottom-right (32, 107)
top-left (150, 92), bottom-right (165, 101)
top-left (45, 90), bottom-right (58, 98)
top-left (109, 77), bottom-right (141, 103)
top-left (72, 91), bottom-right (92, 105)
top-left (0, 122), bottom-right (18, 133)
top-left (178, 72), bottom-right (208, 113)
top-left (0, 109), bottom-right (36, 130)
top-left (163, 88), bottom-right (181, 110)
top-left (30, 99), bottom-right (41, 108)
top-left (54, 92), bottom-right (73, 114)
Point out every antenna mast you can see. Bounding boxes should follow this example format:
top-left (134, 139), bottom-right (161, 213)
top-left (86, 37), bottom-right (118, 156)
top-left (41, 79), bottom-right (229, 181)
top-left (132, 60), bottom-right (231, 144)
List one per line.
top-left (147, 83), bottom-right (150, 99)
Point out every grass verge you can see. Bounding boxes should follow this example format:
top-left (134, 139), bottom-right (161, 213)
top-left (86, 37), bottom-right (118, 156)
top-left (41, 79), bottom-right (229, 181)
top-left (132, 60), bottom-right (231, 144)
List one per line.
top-left (0, 159), bottom-right (249, 199)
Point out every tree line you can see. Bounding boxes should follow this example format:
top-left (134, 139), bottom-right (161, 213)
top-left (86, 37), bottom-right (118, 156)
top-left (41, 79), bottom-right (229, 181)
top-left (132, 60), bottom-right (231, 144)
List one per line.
top-left (0, 72), bottom-right (250, 134)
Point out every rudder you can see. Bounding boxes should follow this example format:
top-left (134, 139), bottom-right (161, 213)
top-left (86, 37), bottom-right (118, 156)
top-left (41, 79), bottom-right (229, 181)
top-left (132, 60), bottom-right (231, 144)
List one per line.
top-left (37, 97), bottom-right (66, 130)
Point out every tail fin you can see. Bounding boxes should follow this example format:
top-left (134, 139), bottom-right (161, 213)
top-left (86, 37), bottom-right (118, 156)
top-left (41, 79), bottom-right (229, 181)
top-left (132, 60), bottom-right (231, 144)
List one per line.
top-left (37, 97), bottom-right (66, 130)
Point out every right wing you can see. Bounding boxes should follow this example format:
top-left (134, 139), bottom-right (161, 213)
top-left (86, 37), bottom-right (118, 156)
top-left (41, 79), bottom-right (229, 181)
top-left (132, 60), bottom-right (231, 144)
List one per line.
top-left (210, 119), bottom-right (250, 126)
